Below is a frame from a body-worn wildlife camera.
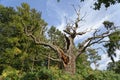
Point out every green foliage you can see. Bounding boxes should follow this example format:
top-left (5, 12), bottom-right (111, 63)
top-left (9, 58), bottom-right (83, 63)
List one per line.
top-left (87, 48), bottom-right (101, 69)
top-left (17, 3), bottom-right (47, 41)
top-left (86, 70), bottom-right (120, 80)
top-left (102, 21), bottom-right (120, 62)
top-left (76, 53), bottom-right (93, 78)
top-left (104, 30), bottom-right (120, 62)
top-left (103, 21), bottom-right (115, 30)
top-left (0, 4), bottom-right (63, 80)
top-left (35, 67), bottom-right (84, 80)
top-left (48, 26), bottom-right (65, 48)
top-left (107, 60), bottom-right (120, 74)
top-left (21, 72), bottom-right (37, 80)
top-left (1, 66), bottom-right (20, 80)
top-left (1, 66), bottom-right (120, 80)
top-left (80, 0), bottom-right (120, 10)
top-left (0, 3), bottom-right (49, 75)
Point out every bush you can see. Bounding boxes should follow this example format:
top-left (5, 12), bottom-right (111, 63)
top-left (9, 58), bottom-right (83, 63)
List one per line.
top-left (21, 72), bottom-right (37, 80)
top-left (2, 66), bottom-right (20, 80)
top-left (86, 70), bottom-right (120, 80)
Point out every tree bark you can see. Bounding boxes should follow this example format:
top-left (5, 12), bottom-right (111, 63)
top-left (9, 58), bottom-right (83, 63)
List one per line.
top-left (64, 54), bottom-right (76, 74)
top-left (58, 36), bottom-right (77, 74)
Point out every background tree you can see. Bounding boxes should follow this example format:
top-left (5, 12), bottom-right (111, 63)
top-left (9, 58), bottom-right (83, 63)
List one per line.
top-left (87, 48), bottom-right (101, 69)
top-left (0, 3), bottom-right (51, 78)
top-left (107, 60), bottom-right (120, 74)
top-left (81, 0), bottom-right (120, 10)
top-left (103, 21), bottom-right (120, 62)
top-left (48, 26), bottom-right (65, 48)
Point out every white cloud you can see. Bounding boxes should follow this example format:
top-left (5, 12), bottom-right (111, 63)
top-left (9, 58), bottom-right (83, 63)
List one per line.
top-left (46, 0), bottom-right (69, 31)
top-left (97, 53), bottom-right (111, 70)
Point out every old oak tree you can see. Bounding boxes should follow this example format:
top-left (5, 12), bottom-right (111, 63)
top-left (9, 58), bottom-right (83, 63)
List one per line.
top-left (20, 3), bottom-right (116, 74)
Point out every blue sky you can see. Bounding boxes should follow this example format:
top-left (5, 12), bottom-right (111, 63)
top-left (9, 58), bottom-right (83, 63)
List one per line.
top-left (0, 0), bottom-right (120, 70)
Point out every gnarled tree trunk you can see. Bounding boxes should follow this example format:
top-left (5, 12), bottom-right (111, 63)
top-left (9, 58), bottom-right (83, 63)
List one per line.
top-left (58, 48), bottom-right (76, 74)
top-left (58, 36), bottom-right (77, 74)
top-left (64, 54), bottom-right (76, 74)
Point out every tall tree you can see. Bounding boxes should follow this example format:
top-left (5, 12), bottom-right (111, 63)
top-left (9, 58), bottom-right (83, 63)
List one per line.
top-left (0, 3), bottom-right (49, 75)
top-left (20, 3), bottom-right (114, 74)
top-left (103, 21), bottom-right (120, 62)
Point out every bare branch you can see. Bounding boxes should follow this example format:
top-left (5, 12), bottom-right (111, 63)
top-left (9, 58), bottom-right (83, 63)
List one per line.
top-left (98, 40), bottom-right (110, 44)
top-left (76, 28), bottom-right (94, 36)
top-left (48, 56), bottom-right (61, 62)
top-left (64, 5), bottom-right (87, 39)
top-left (76, 29), bottom-right (110, 58)
top-left (21, 20), bottom-right (59, 52)
top-left (84, 30), bottom-right (109, 45)
top-left (76, 32), bottom-right (86, 35)
top-left (79, 12), bottom-right (87, 22)
top-left (30, 54), bottom-right (61, 62)
top-left (72, 5), bottom-right (81, 18)
top-left (64, 35), bottom-right (70, 50)
top-left (21, 20), bottom-right (71, 66)
top-left (63, 29), bottom-right (73, 35)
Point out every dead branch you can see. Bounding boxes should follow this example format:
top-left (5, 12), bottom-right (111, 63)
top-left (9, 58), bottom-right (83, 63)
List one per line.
top-left (21, 20), bottom-right (70, 66)
top-left (83, 30), bottom-right (109, 46)
top-left (76, 32), bottom-right (86, 35)
top-left (30, 54), bottom-right (61, 62)
top-left (63, 29), bottom-right (73, 35)
top-left (48, 56), bottom-right (61, 62)
top-left (64, 35), bottom-right (70, 50)
top-left (21, 20), bottom-right (60, 52)
top-left (72, 4), bottom-right (81, 18)
top-left (76, 29), bottom-right (110, 58)
top-left (64, 5), bottom-right (87, 37)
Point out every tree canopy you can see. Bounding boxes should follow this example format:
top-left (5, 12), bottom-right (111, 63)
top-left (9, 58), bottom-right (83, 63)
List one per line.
top-left (81, 0), bottom-right (120, 10)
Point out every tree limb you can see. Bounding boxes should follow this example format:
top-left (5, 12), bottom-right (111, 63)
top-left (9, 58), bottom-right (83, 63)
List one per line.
top-left (63, 5), bottom-right (87, 38)
top-left (21, 20), bottom-right (70, 66)
top-left (76, 30), bottom-right (110, 58)
top-left (76, 32), bottom-right (86, 35)
top-left (48, 56), bottom-right (61, 62)
top-left (30, 54), bottom-right (61, 62)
